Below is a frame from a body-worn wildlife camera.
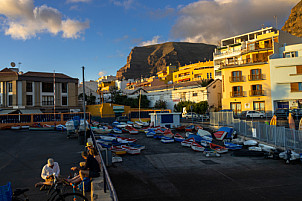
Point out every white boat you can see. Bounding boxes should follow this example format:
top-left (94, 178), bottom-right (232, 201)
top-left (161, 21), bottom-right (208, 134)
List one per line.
top-left (258, 144), bottom-right (275, 152)
top-left (248, 146), bottom-right (262, 151)
top-left (96, 135), bottom-right (116, 141)
top-left (185, 132), bottom-right (194, 138)
top-left (92, 127), bottom-right (112, 134)
top-left (191, 142), bottom-right (205, 152)
top-left (161, 137), bottom-right (174, 143)
top-left (200, 139), bottom-right (212, 147)
top-left (279, 150), bottom-right (300, 163)
top-left (146, 131), bottom-right (155, 138)
top-left (121, 145), bottom-right (141, 155)
top-left (243, 140), bottom-right (258, 146)
top-left (113, 127), bottom-right (122, 134)
top-left (135, 121), bottom-right (149, 127)
top-left (21, 125), bottom-right (30, 129)
top-left (197, 129), bottom-right (212, 137)
top-left (181, 138), bottom-right (195, 147)
top-left (11, 126), bottom-right (21, 130)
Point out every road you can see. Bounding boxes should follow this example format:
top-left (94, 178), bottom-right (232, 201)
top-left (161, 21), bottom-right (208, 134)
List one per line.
top-left (107, 130), bottom-right (302, 201)
top-left (0, 129), bottom-right (84, 201)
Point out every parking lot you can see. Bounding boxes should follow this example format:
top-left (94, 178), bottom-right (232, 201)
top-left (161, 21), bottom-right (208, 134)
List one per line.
top-left (0, 129), bottom-right (84, 201)
top-left (107, 128), bottom-right (302, 201)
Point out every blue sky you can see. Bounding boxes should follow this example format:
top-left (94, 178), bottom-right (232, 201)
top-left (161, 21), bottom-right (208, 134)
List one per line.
top-left (0, 0), bottom-right (299, 81)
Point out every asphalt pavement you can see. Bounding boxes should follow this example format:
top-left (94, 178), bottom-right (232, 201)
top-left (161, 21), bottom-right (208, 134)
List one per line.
top-left (0, 129), bottom-right (84, 201)
top-left (107, 129), bottom-right (302, 201)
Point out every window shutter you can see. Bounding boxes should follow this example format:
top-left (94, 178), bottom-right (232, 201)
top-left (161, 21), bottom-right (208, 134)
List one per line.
top-left (296, 65), bottom-right (302, 74)
top-left (291, 83), bottom-right (299, 92)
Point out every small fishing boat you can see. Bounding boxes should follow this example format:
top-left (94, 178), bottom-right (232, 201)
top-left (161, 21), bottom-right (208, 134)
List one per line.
top-left (224, 142), bottom-right (242, 150)
top-left (126, 126), bottom-right (139, 134)
top-left (185, 125), bottom-right (195, 132)
top-left (197, 129), bottom-right (212, 137)
top-left (161, 137), bottom-right (174, 143)
top-left (127, 121), bottom-right (134, 125)
top-left (128, 143), bottom-right (145, 150)
top-left (203, 148), bottom-right (221, 157)
top-left (146, 131), bottom-right (155, 138)
top-left (113, 127), bottom-right (123, 134)
top-left (191, 142), bottom-right (205, 152)
top-left (258, 144), bottom-right (276, 152)
top-left (11, 125), bottom-right (21, 130)
top-left (181, 138), bottom-right (195, 147)
top-left (185, 132), bottom-right (194, 138)
top-left (135, 121), bottom-right (149, 127)
top-left (92, 126), bottom-right (112, 134)
top-left (200, 138), bottom-right (212, 147)
top-left (213, 131), bottom-right (228, 141)
top-left (210, 143), bottom-right (228, 153)
top-left (279, 150), bottom-right (300, 163)
top-left (248, 146), bottom-right (262, 151)
top-left (174, 133), bottom-right (185, 142)
top-left (56, 124), bottom-right (67, 131)
top-left (121, 145), bottom-right (141, 155)
top-left (117, 137), bottom-right (137, 144)
top-left (96, 135), bottom-right (116, 141)
top-left (243, 140), bottom-right (258, 146)
top-left (133, 123), bottom-right (142, 129)
top-left (21, 125), bottom-right (30, 129)
top-left (111, 146), bottom-right (127, 155)
top-left (194, 125), bottom-right (203, 131)
top-left (153, 134), bottom-right (163, 139)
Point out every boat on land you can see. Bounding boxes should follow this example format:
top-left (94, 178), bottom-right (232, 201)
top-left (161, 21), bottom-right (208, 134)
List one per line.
top-left (128, 143), bottom-right (145, 150)
top-left (181, 138), bottom-right (195, 147)
top-left (161, 137), bottom-right (174, 143)
top-left (213, 131), bottom-right (228, 140)
top-left (11, 125), bottom-right (21, 130)
top-left (117, 137), bottom-right (137, 144)
top-left (111, 146), bottom-right (127, 155)
top-left (113, 127), bottom-right (123, 134)
top-left (121, 145), bottom-right (141, 155)
top-left (174, 133), bottom-right (185, 142)
top-left (210, 143), bottom-right (228, 153)
top-left (197, 129), bottom-right (212, 137)
top-left (224, 142), bottom-right (242, 150)
top-left (200, 138), bottom-right (212, 147)
top-left (194, 125), bottom-right (203, 131)
top-left (185, 125), bottom-right (195, 132)
top-left (279, 150), bottom-right (300, 163)
top-left (126, 126), bottom-right (139, 134)
top-left (92, 126), bottom-right (112, 134)
top-left (203, 148), bottom-right (221, 157)
top-left (175, 125), bottom-right (186, 131)
top-left (29, 124), bottom-right (55, 131)
top-left (146, 131), bottom-right (156, 138)
top-left (191, 142), bottom-right (205, 152)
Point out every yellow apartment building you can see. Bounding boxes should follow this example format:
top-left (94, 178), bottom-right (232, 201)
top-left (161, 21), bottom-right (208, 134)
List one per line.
top-left (214, 27), bottom-right (302, 114)
top-left (173, 61), bottom-right (214, 83)
top-left (98, 80), bottom-right (115, 92)
top-left (157, 65), bottom-right (178, 83)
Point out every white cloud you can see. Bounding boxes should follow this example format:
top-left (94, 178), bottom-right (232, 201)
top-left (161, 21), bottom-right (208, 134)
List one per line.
top-left (110, 0), bottom-right (134, 9)
top-left (139, 35), bottom-right (163, 46)
top-left (171, 0), bottom-right (299, 44)
top-left (0, 0), bottom-right (90, 40)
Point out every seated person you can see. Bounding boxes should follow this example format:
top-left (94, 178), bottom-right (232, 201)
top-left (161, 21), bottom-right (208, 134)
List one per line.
top-left (86, 142), bottom-right (102, 168)
top-left (67, 151), bottom-right (100, 184)
top-left (35, 158), bottom-right (60, 187)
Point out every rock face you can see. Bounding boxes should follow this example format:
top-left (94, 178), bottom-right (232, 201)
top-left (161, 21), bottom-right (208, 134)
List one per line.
top-left (282, 1), bottom-right (302, 37)
top-left (116, 42), bottom-right (216, 80)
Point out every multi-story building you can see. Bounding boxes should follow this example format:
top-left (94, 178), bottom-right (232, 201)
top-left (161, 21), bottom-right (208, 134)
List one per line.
top-left (0, 68), bottom-right (79, 113)
top-left (156, 65), bottom-right (178, 83)
top-left (270, 43), bottom-right (302, 110)
top-left (78, 80), bottom-right (100, 104)
top-left (214, 27), bottom-right (302, 114)
top-left (173, 61), bottom-right (214, 83)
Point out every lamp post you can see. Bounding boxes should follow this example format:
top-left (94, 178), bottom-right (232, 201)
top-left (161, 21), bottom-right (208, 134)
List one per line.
top-left (82, 66), bottom-right (86, 144)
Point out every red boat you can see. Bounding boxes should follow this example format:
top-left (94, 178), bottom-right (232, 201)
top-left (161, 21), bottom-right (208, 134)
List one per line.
top-left (191, 142), bottom-right (205, 152)
top-left (181, 137), bottom-right (195, 147)
top-left (209, 143), bottom-right (228, 153)
top-left (175, 125), bottom-right (186, 131)
top-left (213, 131), bottom-right (227, 140)
top-left (194, 125), bottom-right (203, 131)
top-left (126, 126), bottom-right (139, 134)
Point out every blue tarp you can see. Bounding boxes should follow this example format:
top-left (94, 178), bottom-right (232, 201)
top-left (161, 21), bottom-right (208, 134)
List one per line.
top-left (218, 127), bottom-right (233, 138)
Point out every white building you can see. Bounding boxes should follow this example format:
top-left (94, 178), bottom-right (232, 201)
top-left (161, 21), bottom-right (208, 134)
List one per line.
top-left (145, 81), bottom-right (209, 111)
top-left (270, 43), bottom-right (302, 111)
top-left (78, 81), bottom-right (100, 104)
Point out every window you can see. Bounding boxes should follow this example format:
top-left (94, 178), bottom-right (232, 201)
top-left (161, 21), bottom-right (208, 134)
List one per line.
top-left (62, 83), bottom-right (67, 93)
top-left (250, 84), bottom-right (263, 96)
top-left (253, 101), bottom-right (265, 112)
top-left (230, 102), bottom-right (241, 115)
top-left (231, 71), bottom-right (242, 82)
top-left (42, 96), bottom-right (54, 105)
top-left (193, 93), bottom-right (198, 97)
top-left (207, 73), bottom-right (209, 79)
top-left (291, 82), bottom-right (302, 92)
top-left (296, 65), bottom-right (302, 74)
top-left (250, 69), bottom-right (262, 80)
top-left (210, 73), bottom-right (212, 79)
top-left (8, 95), bottom-right (12, 106)
top-left (26, 95), bottom-right (32, 105)
top-left (26, 82), bottom-right (32, 92)
top-left (284, 51), bottom-right (298, 58)
top-left (62, 96), bottom-right (67, 106)
top-left (232, 86), bottom-right (243, 97)
top-left (7, 82), bottom-right (12, 92)
top-left (42, 82), bottom-right (53, 92)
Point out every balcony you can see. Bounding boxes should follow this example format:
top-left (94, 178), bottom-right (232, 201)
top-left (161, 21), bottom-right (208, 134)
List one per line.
top-left (230, 91), bottom-right (244, 98)
top-left (229, 76), bottom-right (245, 83)
top-left (249, 90), bottom-right (265, 96)
top-left (248, 74), bottom-right (264, 81)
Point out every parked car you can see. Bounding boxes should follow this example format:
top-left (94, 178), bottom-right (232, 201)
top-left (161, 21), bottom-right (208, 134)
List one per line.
top-left (242, 110), bottom-right (265, 118)
top-left (292, 108), bottom-right (302, 119)
top-left (116, 116), bottom-right (129, 122)
top-left (182, 112), bottom-right (200, 119)
top-left (274, 109), bottom-right (290, 119)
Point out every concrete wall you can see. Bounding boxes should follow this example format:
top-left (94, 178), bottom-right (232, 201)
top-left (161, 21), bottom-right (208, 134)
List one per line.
top-left (68, 83), bottom-right (78, 107)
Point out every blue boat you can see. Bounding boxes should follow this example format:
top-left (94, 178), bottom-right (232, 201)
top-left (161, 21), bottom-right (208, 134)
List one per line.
top-left (146, 131), bottom-right (155, 138)
top-left (187, 134), bottom-right (204, 143)
top-left (153, 134), bottom-right (163, 139)
top-left (224, 142), bottom-right (242, 150)
top-left (218, 127), bottom-right (234, 139)
top-left (161, 137), bottom-right (174, 143)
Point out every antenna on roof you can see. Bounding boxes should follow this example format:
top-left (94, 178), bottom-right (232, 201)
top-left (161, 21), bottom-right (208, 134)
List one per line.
top-left (10, 62), bottom-right (15, 67)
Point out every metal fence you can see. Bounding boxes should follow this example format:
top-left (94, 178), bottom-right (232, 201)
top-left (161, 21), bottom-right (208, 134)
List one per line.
top-left (210, 112), bottom-right (302, 152)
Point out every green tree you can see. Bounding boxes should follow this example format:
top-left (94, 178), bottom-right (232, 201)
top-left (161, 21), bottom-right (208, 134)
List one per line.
top-left (154, 100), bottom-right (167, 109)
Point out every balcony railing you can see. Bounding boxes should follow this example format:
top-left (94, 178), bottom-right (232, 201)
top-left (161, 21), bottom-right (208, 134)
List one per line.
top-left (229, 76), bottom-right (245, 82)
top-left (230, 91), bottom-right (244, 97)
top-left (249, 90), bottom-right (264, 96)
top-left (248, 74), bottom-right (264, 81)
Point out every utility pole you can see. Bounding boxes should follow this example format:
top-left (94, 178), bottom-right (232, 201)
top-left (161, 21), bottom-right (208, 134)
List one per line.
top-left (53, 70), bottom-right (56, 124)
top-left (82, 66), bottom-right (87, 143)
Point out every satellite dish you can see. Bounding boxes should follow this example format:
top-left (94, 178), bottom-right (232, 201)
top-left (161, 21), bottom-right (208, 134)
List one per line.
top-left (11, 62), bottom-right (16, 67)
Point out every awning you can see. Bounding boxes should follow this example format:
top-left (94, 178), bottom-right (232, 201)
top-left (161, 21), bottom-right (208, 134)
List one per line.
top-left (19, 109), bottom-right (42, 114)
top-left (0, 110), bottom-right (17, 114)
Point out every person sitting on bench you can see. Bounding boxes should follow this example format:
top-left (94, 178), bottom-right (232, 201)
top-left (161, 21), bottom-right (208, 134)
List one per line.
top-left (35, 158), bottom-right (60, 188)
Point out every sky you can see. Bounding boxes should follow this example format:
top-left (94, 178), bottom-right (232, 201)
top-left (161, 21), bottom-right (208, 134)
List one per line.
top-left (0, 0), bottom-right (300, 81)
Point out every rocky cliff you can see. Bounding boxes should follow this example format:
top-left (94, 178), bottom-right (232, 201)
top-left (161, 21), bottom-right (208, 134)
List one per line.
top-left (282, 1), bottom-right (302, 37)
top-left (116, 42), bottom-right (216, 80)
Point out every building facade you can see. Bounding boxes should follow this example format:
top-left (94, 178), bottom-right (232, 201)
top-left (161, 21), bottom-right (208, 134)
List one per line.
top-left (0, 68), bottom-right (79, 112)
top-left (173, 61), bottom-right (214, 83)
top-left (214, 27), bottom-right (302, 114)
top-left (270, 43), bottom-right (302, 111)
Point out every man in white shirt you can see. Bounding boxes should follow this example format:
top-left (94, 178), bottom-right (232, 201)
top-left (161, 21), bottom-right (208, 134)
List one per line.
top-left (35, 158), bottom-right (60, 188)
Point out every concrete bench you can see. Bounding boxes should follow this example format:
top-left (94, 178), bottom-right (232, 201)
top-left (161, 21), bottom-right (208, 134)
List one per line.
top-left (90, 174), bottom-right (112, 201)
